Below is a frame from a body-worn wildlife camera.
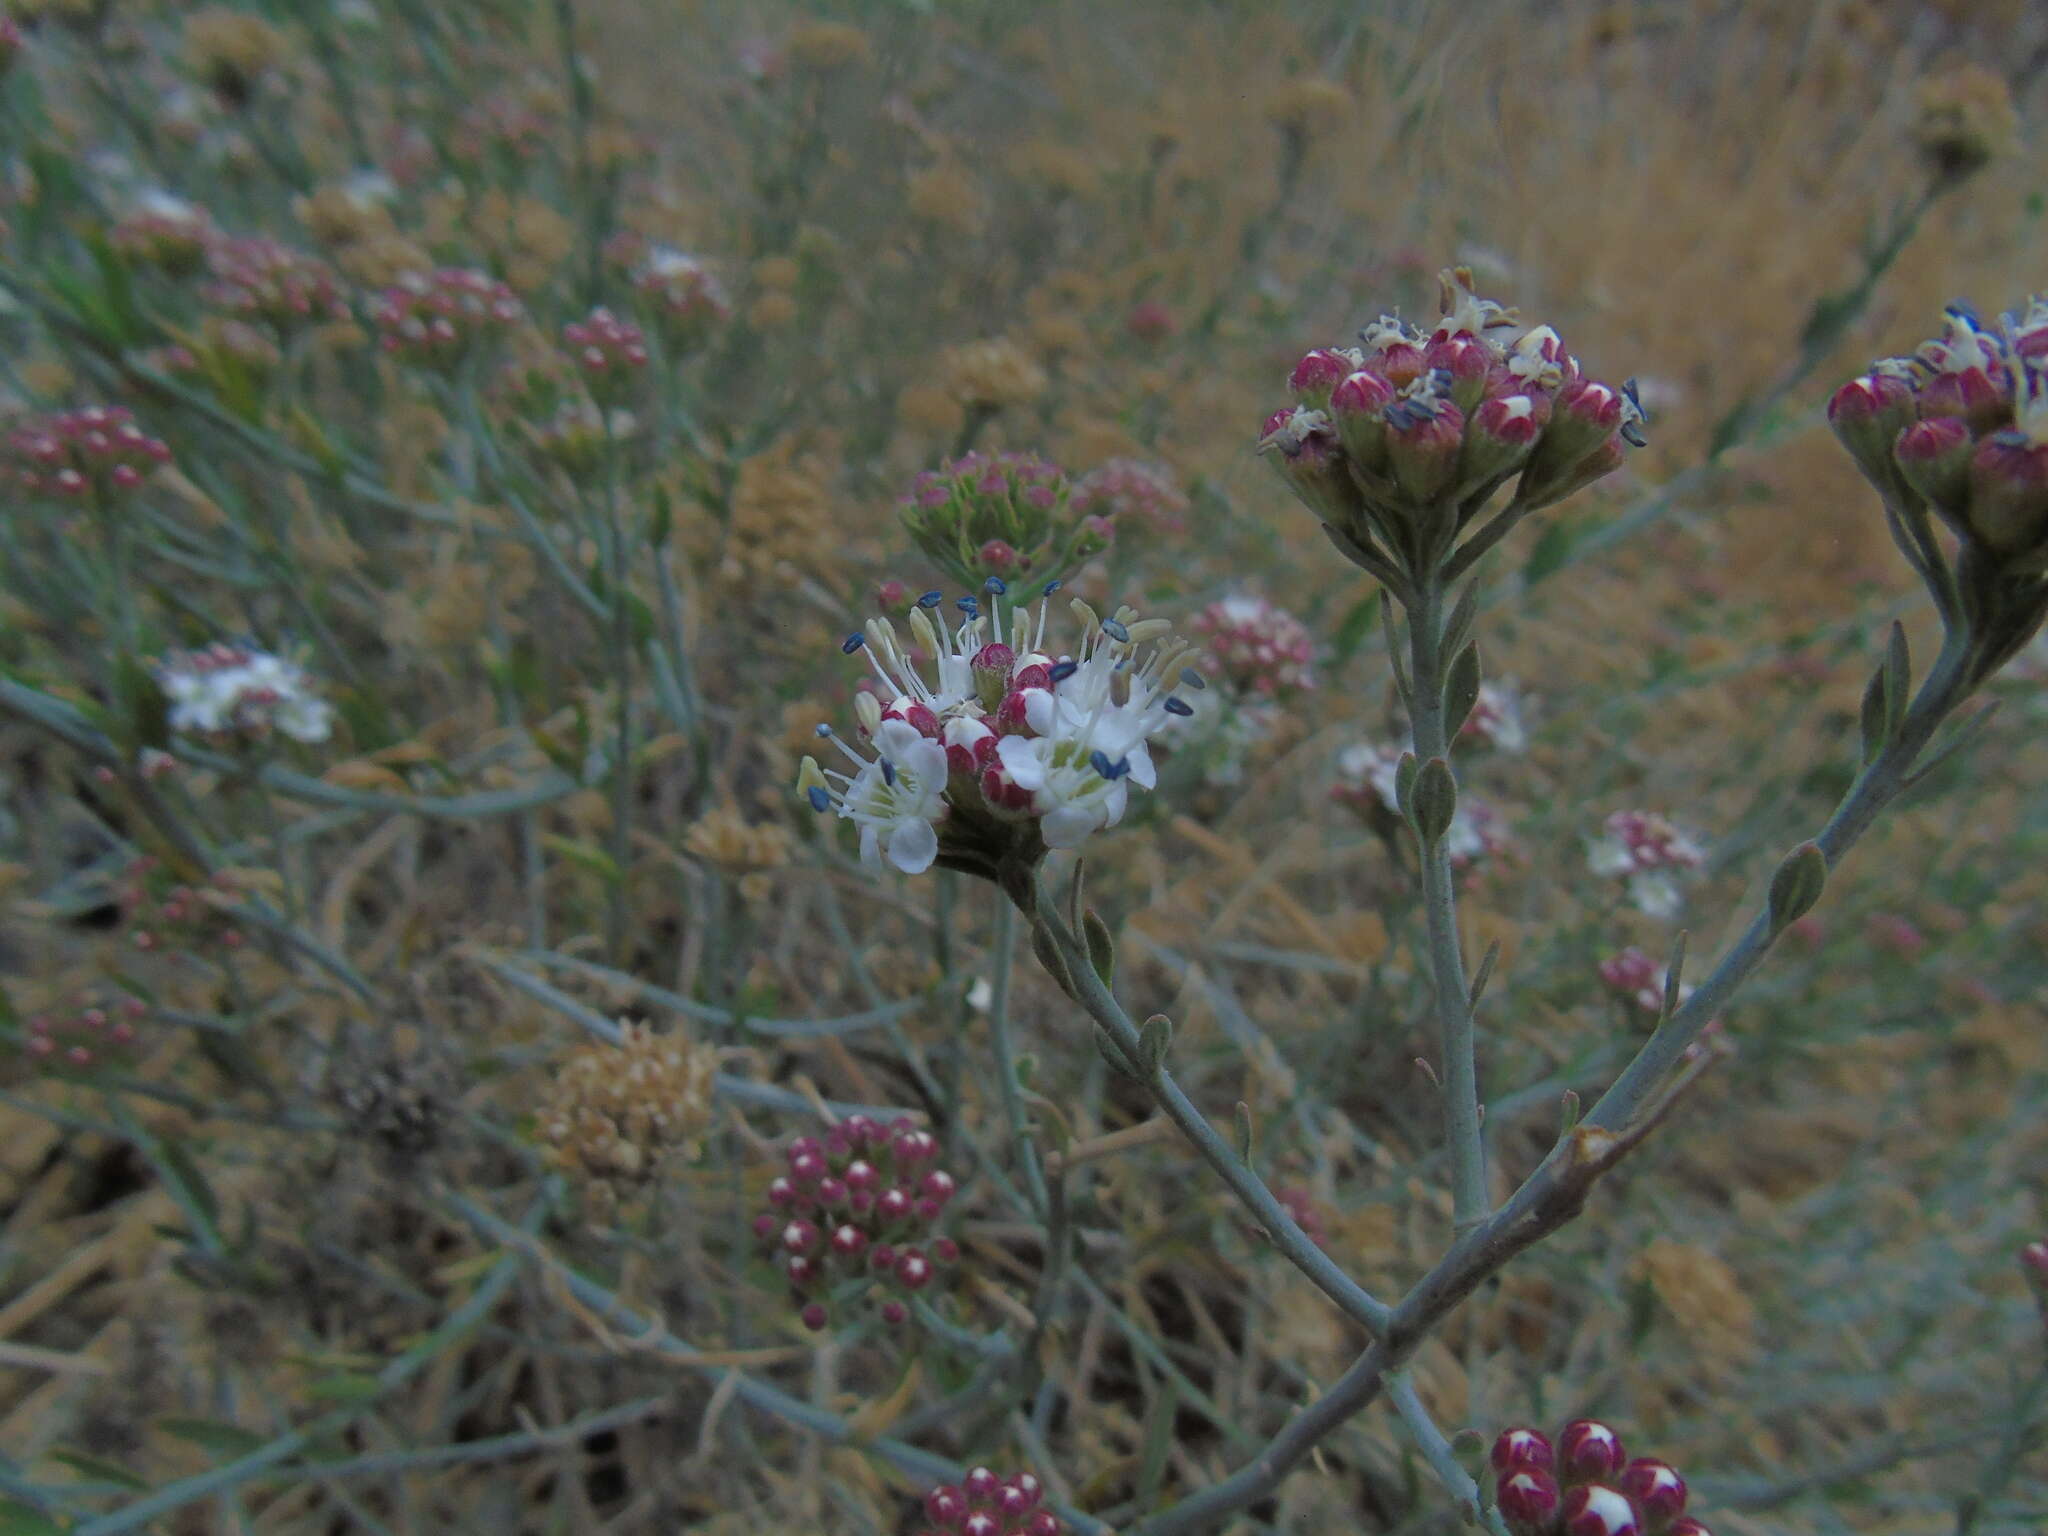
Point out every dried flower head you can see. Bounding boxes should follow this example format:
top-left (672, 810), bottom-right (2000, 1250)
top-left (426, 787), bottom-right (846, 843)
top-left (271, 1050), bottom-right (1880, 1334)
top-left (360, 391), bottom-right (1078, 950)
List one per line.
top-left (938, 338), bottom-right (1048, 413)
top-left (540, 1020), bottom-right (717, 1195)
top-left (1913, 61), bottom-right (2019, 179)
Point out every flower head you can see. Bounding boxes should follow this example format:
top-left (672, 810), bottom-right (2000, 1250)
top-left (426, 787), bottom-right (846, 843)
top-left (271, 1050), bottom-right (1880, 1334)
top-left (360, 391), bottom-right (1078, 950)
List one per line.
top-left (801, 581), bottom-right (1198, 881)
top-left (371, 267), bottom-right (524, 367)
top-left (919, 1467), bottom-right (1059, 1536)
top-left (1071, 457), bottom-right (1189, 534)
top-left (1587, 811), bottom-right (1702, 919)
top-left (1190, 594), bottom-right (1317, 698)
top-left (6, 406), bottom-right (172, 500)
top-left (155, 642), bottom-right (334, 745)
top-left (899, 451), bottom-right (1104, 588)
top-left (1262, 267), bottom-right (1640, 582)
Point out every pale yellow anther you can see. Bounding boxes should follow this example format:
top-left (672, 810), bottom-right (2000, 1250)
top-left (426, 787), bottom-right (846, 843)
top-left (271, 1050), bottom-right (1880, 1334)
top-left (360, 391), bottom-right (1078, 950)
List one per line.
top-left (854, 691), bottom-right (883, 734)
top-left (907, 606), bottom-right (940, 657)
top-left (797, 756), bottom-right (827, 795)
top-left (1124, 618), bottom-right (1172, 644)
top-left (1068, 598), bottom-right (1100, 638)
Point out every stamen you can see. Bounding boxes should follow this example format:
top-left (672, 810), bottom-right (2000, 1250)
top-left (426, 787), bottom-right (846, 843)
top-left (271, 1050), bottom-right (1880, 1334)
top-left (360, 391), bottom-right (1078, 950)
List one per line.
top-left (1050, 660), bottom-right (1080, 683)
top-left (841, 634), bottom-right (866, 654)
top-left (807, 786), bottom-right (830, 811)
top-left (985, 576), bottom-right (1008, 595)
top-left (1101, 617), bottom-right (1130, 643)
top-left (1179, 667), bottom-right (1208, 690)
top-left (880, 757), bottom-right (896, 786)
top-left (1164, 696), bottom-right (1194, 716)
top-left (917, 589), bottom-right (944, 608)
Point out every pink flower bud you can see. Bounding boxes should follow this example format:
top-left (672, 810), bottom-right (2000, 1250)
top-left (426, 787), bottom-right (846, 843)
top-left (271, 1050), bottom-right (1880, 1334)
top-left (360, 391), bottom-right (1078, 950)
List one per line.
top-left (829, 1222), bottom-right (867, 1256)
top-left (1497, 1468), bottom-right (1563, 1536)
top-left (880, 1299), bottom-right (907, 1324)
top-left (895, 1249), bottom-right (934, 1289)
top-left (1329, 369), bottom-right (1396, 472)
top-left (1619, 1459), bottom-right (1687, 1530)
top-left (878, 1186), bottom-right (915, 1222)
top-left (926, 1485), bottom-right (968, 1526)
top-left (1384, 396), bottom-right (1465, 506)
top-left (962, 1515), bottom-right (1000, 1536)
top-left (870, 1243), bottom-right (897, 1270)
top-left (1492, 1427), bottom-right (1556, 1473)
top-left (1893, 415), bottom-right (1974, 515)
top-left (800, 1301), bottom-right (829, 1330)
top-left (1558, 1420), bottom-right (1627, 1485)
top-left (978, 539), bottom-right (1018, 573)
top-left (1918, 361), bottom-right (2012, 435)
top-left (752, 1213), bottom-right (779, 1242)
top-left (921, 1169), bottom-right (957, 1204)
top-left (1008, 1472), bottom-right (1043, 1507)
top-left (1563, 1484), bottom-right (1643, 1536)
top-left (962, 1466), bottom-right (1001, 1501)
top-left (1966, 430), bottom-right (2048, 552)
top-left (1829, 371), bottom-right (1917, 489)
top-left (1426, 333), bottom-right (1494, 410)
top-left (780, 1219), bottom-right (820, 1255)
top-left (1665, 1520), bottom-right (1713, 1536)
top-left (1259, 407), bottom-right (1369, 526)
top-left (1024, 1514), bottom-right (1060, 1536)
top-left (1289, 348), bottom-right (1358, 409)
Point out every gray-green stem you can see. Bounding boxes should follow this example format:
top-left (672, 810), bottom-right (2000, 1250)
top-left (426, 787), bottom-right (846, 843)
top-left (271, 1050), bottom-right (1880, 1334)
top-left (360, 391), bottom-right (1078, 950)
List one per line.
top-left (1402, 576), bottom-right (1488, 1231)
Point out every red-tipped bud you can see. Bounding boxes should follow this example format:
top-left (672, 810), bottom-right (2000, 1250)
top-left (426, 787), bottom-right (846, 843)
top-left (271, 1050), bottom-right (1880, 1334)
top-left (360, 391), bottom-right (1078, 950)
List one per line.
top-left (815, 1176), bottom-right (849, 1205)
top-left (1497, 1468), bottom-right (1564, 1536)
top-left (997, 1485), bottom-right (1033, 1517)
top-left (1385, 396), bottom-right (1465, 505)
top-left (1619, 1460), bottom-right (1686, 1531)
top-left (1459, 393), bottom-right (1544, 495)
top-left (877, 1186), bottom-right (915, 1223)
top-left (895, 1249), bottom-right (935, 1289)
top-left (1492, 1427), bottom-right (1556, 1473)
top-left (1918, 362), bottom-right (2012, 435)
top-left (1521, 377), bottom-right (1624, 502)
top-left (1966, 431), bottom-right (2048, 552)
top-left (1260, 406), bottom-right (1368, 526)
top-left (1665, 1519), bottom-right (1714, 1536)
top-left (1024, 1512), bottom-right (1060, 1536)
top-left (751, 1213), bottom-right (779, 1242)
top-left (880, 1299), bottom-right (907, 1324)
top-left (1427, 334), bottom-right (1494, 410)
top-left (2021, 1240), bottom-right (2048, 1307)
top-left (921, 1169), bottom-right (957, 1204)
top-left (926, 1485), bottom-right (968, 1526)
top-left (1008, 1472), bottom-right (1044, 1508)
top-left (1330, 369), bottom-right (1397, 472)
top-left (995, 689), bottom-right (1034, 735)
top-left (1558, 1421), bottom-right (1628, 1485)
top-left (962, 1466), bottom-right (1001, 1501)
top-left (780, 1219), bottom-right (820, 1255)
top-left (962, 1515), bottom-right (1001, 1536)
top-left (829, 1222), bottom-right (868, 1257)
top-left (1289, 348), bottom-right (1359, 409)
top-left (1563, 1485), bottom-right (1643, 1536)
top-left (767, 1176), bottom-right (798, 1207)
top-left (799, 1301), bottom-right (829, 1330)
top-left (1894, 415), bottom-right (1974, 515)
top-left (978, 539), bottom-right (1017, 573)
top-left (1829, 371), bottom-right (1918, 489)
top-left (1377, 339), bottom-right (1428, 387)
top-left (870, 1243), bottom-right (897, 1270)
top-left (971, 641), bottom-right (1015, 710)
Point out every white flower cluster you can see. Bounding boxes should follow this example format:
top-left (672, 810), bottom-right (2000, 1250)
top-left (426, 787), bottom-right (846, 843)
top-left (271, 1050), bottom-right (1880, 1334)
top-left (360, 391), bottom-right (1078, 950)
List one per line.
top-left (1332, 741), bottom-right (1506, 870)
top-left (800, 582), bottom-right (1201, 874)
top-left (1585, 809), bottom-right (1704, 919)
top-left (156, 643), bottom-right (334, 745)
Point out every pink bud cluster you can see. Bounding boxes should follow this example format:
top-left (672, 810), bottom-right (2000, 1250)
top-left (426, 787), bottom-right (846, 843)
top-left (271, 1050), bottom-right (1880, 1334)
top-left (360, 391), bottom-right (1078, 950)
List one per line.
top-left (6, 406), bottom-right (172, 499)
top-left (1587, 811), bottom-right (1704, 920)
top-left (118, 857), bottom-right (247, 956)
top-left (901, 452), bottom-right (1105, 588)
top-left (1492, 1420), bottom-right (1708, 1536)
top-left (1070, 457), bottom-right (1190, 534)
top-left (616, 241), bottom-right (732, 351)
top-left (918, 1467), bottom-right (1060, 1536)
top-left (22, 995), bottom-right (147, 1070)
top-left (203, 237), bottom-right (350, 331)
top-left (753, 1115), bottom-right (960, 1330)
top-left (1189, 594), bottom-right (1317, 698)
top-left (371, 268), bottom-right (524, 365)
top-left (564, 307), bottom-right (649, 401)
top-left (1831, 298), bottom-right (2048, 558)
top-left (1260, 268), bottom-right (1640, 577)
top-left (109, 194), bottom-right (215, 275)
top-left (1599, 947), bottom-right (1677, 1015)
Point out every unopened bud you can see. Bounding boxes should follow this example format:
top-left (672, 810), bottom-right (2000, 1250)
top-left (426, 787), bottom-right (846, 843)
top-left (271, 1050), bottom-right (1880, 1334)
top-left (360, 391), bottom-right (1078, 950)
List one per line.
top-left (1330, 369), bottom-right (1396, 473)
top-left (1458, 393), bottom-right (1544, 497)
top-left (1497, 1468), bottom-right (1563, 1536)
top-left (1492, 1427), bottom-right (1557, 1473)
top-left (1557, 1420), bottom-right (1627, 1485)
top-left (1828, 371), bottom-right (1917, 491)
top-left (1619, 1459), bottom-right (1687, 1532)
top-left (1260, 407), bottom-right (1367, 526)
top-left (1966, 431), bottom-right (2048, 553)
top-left (1893, 415), bottom-right (1973, 517)
top-left (1289, 347), bottom-right (1360, 409)
top-left (1520, 378), bottom-right (1624, 504)
top-left (1385, 396), bottom-right (1465, 506)
top-left (1563, 1484), bottom-right (1643, 1536)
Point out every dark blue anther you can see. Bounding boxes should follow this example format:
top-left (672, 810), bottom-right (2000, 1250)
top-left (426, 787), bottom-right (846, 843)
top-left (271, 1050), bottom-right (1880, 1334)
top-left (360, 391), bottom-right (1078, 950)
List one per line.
top-left (1042, 580), bottom-right (1063, 596)
top-left (807, 786), bottom-right (830, 812)
top-left (1090, 749), bottom-right (1115, 778)
top-left (917, 589), bottom-right (945, 608)
top-left (1179, 667), bottom-right (1207, 690)
top-left (815, 722), bottom-right (833, 736)
top-left (1101, 618), bottom-right (1130, 643)
top-left (1050, 660), bottom-right (1079, 682)
top-left (985, 576), bottom-right (1008, 595)
top-left (955, 596), bottom-right (979, 614)
top-left (842, 633), bottom-right (866, 654)
top-left (1164, 696), bottom-right (1194, 717)
top-left (880, 758), bottom-right (896, 786)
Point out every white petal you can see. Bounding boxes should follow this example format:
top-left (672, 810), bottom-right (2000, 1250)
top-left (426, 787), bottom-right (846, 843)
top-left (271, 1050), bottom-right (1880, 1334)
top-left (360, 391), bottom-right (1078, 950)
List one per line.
top-left (887, 816), bottom-right (939, 874)
top-left (997, 735), bottom-right (1047, 789)
top-left (1023, 688), bottom-right (1056, 736)
top-left (1124, 744), bottom-right (1156, 789)
top-left (858, 822), bottom-right (882, 866)
top-left (1040, 804), bottom-right (1098, 848)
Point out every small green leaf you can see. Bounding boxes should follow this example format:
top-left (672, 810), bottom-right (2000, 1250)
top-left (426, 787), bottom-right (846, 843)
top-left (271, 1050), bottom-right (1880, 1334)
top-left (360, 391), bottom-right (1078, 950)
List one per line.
top-left (1442, 640), bottom-right (1482, 742)
top-left (158, 1416), bottom-right (269, 1459)
top-left (1031, 924), bottom-right (1077, 1000)
top-left (50, 1449), bottom-right (150, 1491)
top-left (1081, 908), bottom-right (1115, 986)
top-left (1410, 756), bottom-right (1457, 847)
top-left (1766, 842), bottom-right (1827, 937)
top-left (1233, 1100), bottom-right (1254, 1164)
top-left (1393, 750), bottom-right (1419, 821)
top-left (1136, 1014), bottom-right (1173, 1080)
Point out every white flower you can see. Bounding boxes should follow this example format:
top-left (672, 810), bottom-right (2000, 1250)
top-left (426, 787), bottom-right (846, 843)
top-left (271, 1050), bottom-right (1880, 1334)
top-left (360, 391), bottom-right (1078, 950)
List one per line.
top-left (1587, 809), bottom-right (1703, 916)
top-left (157, 644), bottom-right (333, 745)
top-left (833, 719), bottom-right (948, 874)
top-left (995, 732), bottom-right (1132, 848)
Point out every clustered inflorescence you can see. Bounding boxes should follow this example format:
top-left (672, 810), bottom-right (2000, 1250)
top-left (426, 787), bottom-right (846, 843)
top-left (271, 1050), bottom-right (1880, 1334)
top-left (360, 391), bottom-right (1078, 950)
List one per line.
top-left (154, 642), bottom-right (335, 745)
top-left (370, 267), bottom-right (525, 365)
top-left (23, 995), bottom-right (147, 1070)
top-left (1492, 1420), bottom-right (1710, 1536)
top-left (1332, 740), bottom-right (1507, 872)
top-left (1586, 810), bottom-right (1704, 920)
top-left (899, 452), bottom-right (1107, 589)
top-left (1831, 297), bottom-right (2048, 682)
top-left (540, 1020), bottom-right (717, 1213)
top-left (1260, 268), bottom-right (1641, 587)
top-left (5, 406), bottom-right (173, 500)
top-left (799, 580), bottom-right (1200, 881)
top-left (754, 1115), bottom-right (959, 1330)
top-left (917, 1467), bottom-right (1061, 1536)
